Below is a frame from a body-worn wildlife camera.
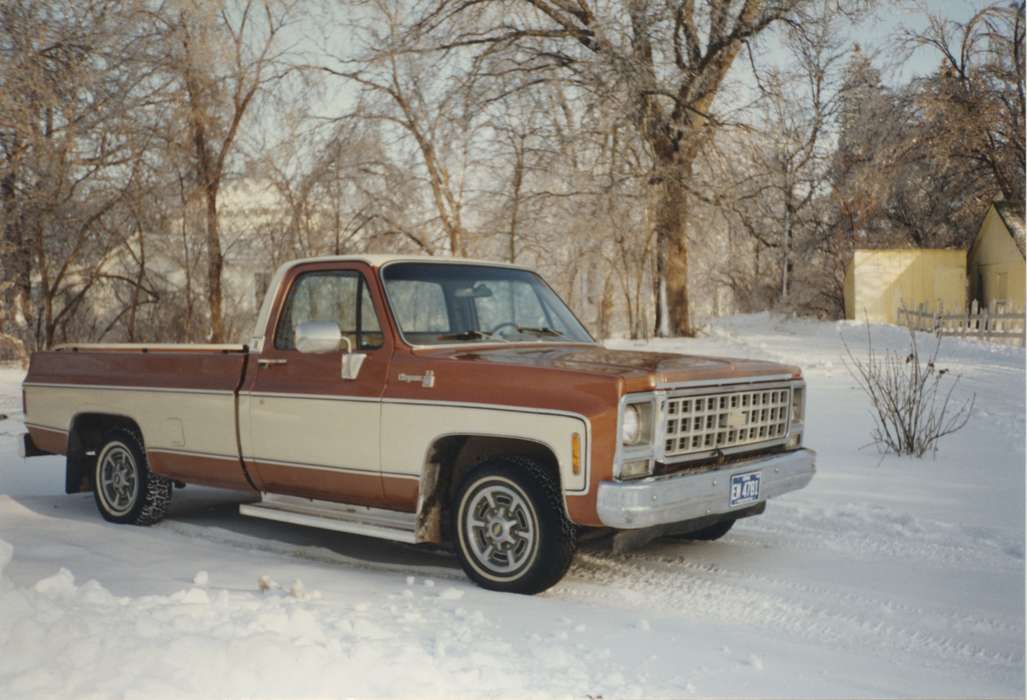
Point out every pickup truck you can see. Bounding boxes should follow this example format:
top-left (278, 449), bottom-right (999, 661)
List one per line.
top-left (19, 255), bottom-right (815, 594)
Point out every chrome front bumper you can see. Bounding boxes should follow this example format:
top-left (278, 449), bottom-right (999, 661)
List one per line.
top-left (596, 448), bottom-right (816, 529)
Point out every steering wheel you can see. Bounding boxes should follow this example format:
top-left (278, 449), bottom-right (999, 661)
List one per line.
top-left (487, 321), bottom-right (519, 336)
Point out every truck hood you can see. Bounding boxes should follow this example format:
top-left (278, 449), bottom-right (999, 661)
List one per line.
top-left (421, 343), bottom-right (799, 391)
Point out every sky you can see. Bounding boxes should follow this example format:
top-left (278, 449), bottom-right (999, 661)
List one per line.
top-left (849, 0), bottom-right (981, 83)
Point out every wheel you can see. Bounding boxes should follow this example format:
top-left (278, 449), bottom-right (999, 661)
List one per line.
top-left (673, 518), bottom-right (735, 541)
top-left (93, 427), bottom-right (172, 525)
top-left (453, 457), bottom-right (576, 594)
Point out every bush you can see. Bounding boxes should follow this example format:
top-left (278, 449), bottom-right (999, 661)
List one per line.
top-left (842, 324), bottom-right (974, 457)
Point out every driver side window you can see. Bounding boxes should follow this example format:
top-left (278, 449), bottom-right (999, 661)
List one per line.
top-left (274, 271), bottom-right (384, 351)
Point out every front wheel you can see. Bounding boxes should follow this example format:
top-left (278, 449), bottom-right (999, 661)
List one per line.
top-left (93, 428), bottom-right (172, 526)
top-left (453, 457), bottom-right (576, 594)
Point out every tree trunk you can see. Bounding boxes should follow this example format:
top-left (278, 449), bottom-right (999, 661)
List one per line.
top-left (599, 271), bottom-right (614, 339)
top-left (654, 170), bottom-right (691, 336)
top-left (204, 184), bottom-right (224, 343)
top-left (127, 232), bottom-right (145, 341)
top-left (508, 149), bottom-right (523, 263)
top-left (781, 182), bottom-right (792, 302)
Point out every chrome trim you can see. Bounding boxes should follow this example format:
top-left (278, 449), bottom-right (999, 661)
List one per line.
top-left (148, 448), bottom-right (240, 461)
top-left (656, 374), bottom-right (795, 390)
top-left (661, 383), bottom-right (793, 459)
top-left (597, 448), bottom-right (816, 529)
top-left (385, 397), bottom-right (592, 495)
top-left (398, 371), bottom-right (434, 386)
top-left (244, 455), bottom-right (421, 480)
top-left (52, 343), bottom-right (246, 353)
top-left (25, 421), bottom-right (69, 434)
top-left (23, 382), bottom-right (235, 396)
top-left (613, 392), bottom-right (658, 479)
top-left (614, 378), bottom-right (807, 474)
top-left (295, 320), bottom-right (344, 354)
top-left (241, 391), bottom-right (379, 403)
top-left (240, 494), bottom-right (417, 544)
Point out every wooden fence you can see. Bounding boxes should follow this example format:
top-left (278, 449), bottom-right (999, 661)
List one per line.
top-left (898, 300), bottom-right (1026, 347)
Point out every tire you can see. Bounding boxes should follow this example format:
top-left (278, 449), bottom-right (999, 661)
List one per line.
top-left (678, 518), bottom-right (735, 541)
top-left (453, 457), bottom-right (576, 594)
top-left (93, 427), bottom-right (172, 526)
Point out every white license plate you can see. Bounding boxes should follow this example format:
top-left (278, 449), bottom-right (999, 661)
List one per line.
top-left (730, 471), bottom-right (761, 507)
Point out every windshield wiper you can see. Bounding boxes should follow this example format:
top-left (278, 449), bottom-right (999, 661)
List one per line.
top-left (436, 330), bottom-right (497, 341)
top-left (515, 326), bottom-right (564, 337)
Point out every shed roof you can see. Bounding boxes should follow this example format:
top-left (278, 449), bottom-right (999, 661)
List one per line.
top-left (993, 201), bottom-right (1026, 258)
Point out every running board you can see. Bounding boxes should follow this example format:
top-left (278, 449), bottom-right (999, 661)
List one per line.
top-left (239, 493), bottom-right (417, 544)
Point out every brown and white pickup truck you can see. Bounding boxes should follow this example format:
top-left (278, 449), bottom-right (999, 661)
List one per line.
top-left (19, 255), bottom-right (814, 593)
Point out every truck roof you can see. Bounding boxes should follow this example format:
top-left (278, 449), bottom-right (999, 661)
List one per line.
top-left (250, 254), bottom-right (531, 350)
top-left (276, 254), bottom-right (529, 270)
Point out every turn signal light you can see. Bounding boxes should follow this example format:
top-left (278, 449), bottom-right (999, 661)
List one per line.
top-left (571, 433), bottom-right (582, 475)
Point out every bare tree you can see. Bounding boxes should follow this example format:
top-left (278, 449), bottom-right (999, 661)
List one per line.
top-left (409, 0), bottom-right (828, 335)
top-left (322, 0), bottom-right (484, 256)
top-left (151, 0), bottom-right (297, 342)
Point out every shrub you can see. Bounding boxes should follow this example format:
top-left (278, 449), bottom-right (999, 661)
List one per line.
top-left (842, 324), bottom-right (974, 457)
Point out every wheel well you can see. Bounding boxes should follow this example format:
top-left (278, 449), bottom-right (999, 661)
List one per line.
top-left (65, 413), bottom-right (143, 494)
top-left (415, 435), bottom-right (562, 544)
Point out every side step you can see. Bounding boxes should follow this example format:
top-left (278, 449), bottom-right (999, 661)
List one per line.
top-left (239, 493), bottom-right (417, 544)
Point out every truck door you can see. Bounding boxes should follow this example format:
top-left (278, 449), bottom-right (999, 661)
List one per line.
top-left (241, 262), bottom-right (392, 507)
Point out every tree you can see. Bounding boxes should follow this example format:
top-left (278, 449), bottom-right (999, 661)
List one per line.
top-left (151, 0), bottom-right (296, 342)
top-left (410, 0), bottom-right (819, 335)
top-left (323, 0), bottom-right (485, 257)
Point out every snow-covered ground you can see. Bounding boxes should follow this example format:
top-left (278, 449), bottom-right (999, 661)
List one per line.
top-left (0, 314), bottom-right (1023, 699)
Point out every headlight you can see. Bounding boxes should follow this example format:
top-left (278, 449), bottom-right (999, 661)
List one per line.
top-left (621, 401), bottom-right (652, 446)
top-left (622, 405), bottom-right (641, 444)
top-left (791, 387), bottom-right (805, 423)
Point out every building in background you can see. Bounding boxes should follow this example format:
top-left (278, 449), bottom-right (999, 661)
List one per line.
top-left (968, 202), bottom-right (1026, 311)
top-left (844, 249), bottom-right (967, 324)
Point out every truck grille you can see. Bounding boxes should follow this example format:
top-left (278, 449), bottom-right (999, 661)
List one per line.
top-left (663, 387), bottom-right (791, 458)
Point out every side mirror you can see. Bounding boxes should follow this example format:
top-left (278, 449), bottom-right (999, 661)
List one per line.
top-left (294, 319), bottom-right (367, 380)
top-left (295, 320), bottom-right (342, 354)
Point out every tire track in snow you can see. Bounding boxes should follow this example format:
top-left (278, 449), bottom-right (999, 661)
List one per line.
top-left (157, 513), bottom-right (1023, 679)
top-left (562, 549), bottom-right (1023, 678)
top-left (737, 501), bottom-right (1024, 574)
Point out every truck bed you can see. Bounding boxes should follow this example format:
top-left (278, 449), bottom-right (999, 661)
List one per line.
top-left (23, 344), bottom-right (253, 492)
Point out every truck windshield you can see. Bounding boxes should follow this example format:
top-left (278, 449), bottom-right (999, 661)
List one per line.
top-left (381, 262), bottom-right (594, 346)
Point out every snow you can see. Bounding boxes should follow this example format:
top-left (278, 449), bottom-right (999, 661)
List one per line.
top-left (0, 314), bottom-right (1022, 698)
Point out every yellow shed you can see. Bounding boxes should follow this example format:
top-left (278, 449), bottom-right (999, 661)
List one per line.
top-left (968, 202), bottom-right (1026, 311)
top-left (844, 249), bottom-right (967, 324)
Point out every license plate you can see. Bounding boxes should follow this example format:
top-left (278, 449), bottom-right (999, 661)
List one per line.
top-left (730, 471), bottom-right (761, 507)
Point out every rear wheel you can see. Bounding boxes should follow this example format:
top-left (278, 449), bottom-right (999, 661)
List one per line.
top-left (93, 428), bottom-right (172, 526)
top-left (453, 457), bottom-right (575, 594)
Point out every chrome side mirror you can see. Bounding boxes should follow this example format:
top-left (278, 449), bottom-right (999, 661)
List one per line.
top-left (340, 336), bottom-right (367, 380)
top-left (294, 320), bottom-right (366, 380)
top-left (295, 320), bottom-right (342, 354)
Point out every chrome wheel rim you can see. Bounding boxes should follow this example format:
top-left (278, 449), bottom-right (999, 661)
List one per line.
top-left (462, 480), bottom-right (537, 578)
top-left (98, 443), bottom-right (138, 516)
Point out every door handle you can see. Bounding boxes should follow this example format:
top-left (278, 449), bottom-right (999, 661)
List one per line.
top-left (257, 358), bottom-right (288, 367)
